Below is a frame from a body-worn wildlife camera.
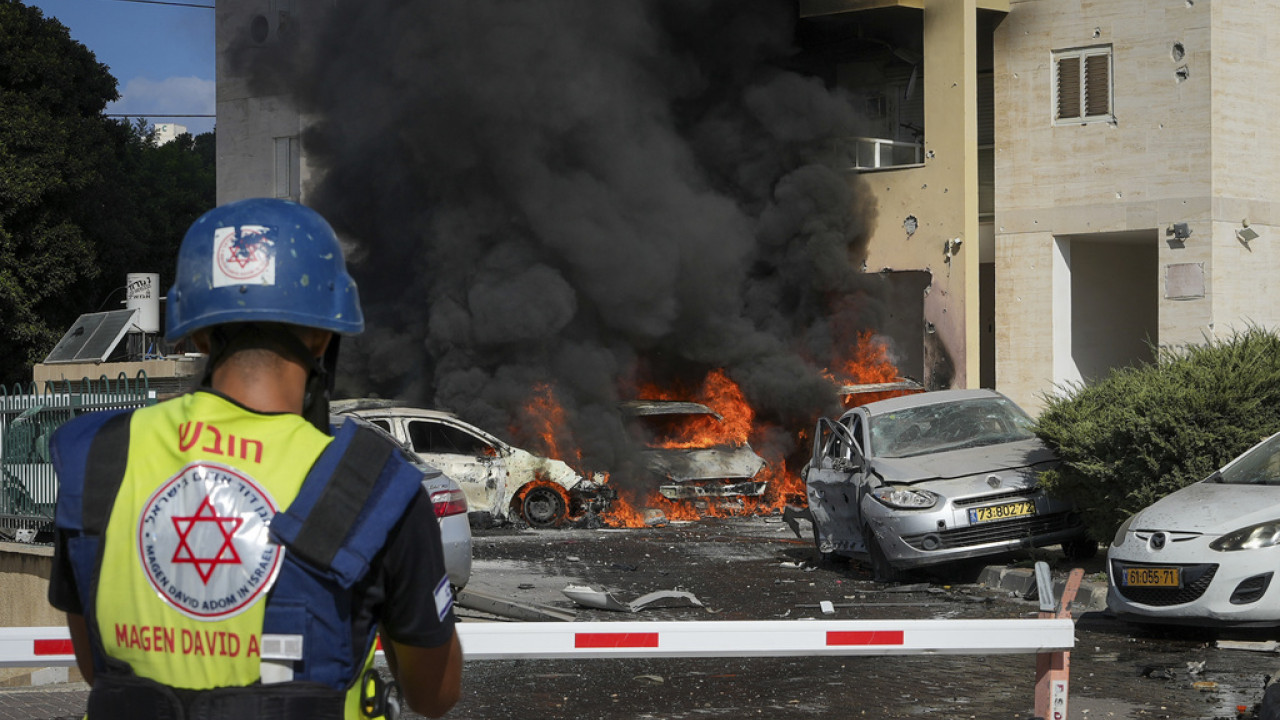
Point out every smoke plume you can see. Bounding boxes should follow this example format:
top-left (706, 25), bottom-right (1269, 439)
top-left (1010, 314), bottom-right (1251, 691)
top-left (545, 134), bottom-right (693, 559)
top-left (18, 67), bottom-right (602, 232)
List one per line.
top-left (238, 0), bottom-right (883, 473)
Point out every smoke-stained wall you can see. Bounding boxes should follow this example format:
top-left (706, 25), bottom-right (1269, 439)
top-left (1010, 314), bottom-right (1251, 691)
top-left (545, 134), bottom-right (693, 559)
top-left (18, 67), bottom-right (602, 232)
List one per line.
top-left (222, 0), bottom-right (895, 474)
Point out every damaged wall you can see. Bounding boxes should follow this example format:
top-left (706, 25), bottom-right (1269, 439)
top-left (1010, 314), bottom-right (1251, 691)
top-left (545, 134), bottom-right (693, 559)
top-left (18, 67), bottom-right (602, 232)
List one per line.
top-left (217, 0), bottom-right (903, 477)
top-left (853, 0), bottom-right (985, 390)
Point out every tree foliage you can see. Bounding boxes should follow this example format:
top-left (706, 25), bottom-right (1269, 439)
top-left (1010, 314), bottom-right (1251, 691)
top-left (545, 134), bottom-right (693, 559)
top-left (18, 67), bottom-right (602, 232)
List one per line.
top-left (0, 1), bottom-right (214, 383)
top-left (1034, 327), bottom-right (1280, 543)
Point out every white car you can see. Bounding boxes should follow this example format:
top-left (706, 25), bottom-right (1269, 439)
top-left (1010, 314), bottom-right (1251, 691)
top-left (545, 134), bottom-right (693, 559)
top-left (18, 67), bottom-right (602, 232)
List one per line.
top-left (1108, 430), bottom-right (1280, 626)
top-left (332, 399), bottom-right (612, 527)
top-left (331, 415), bottom-right (471, 590)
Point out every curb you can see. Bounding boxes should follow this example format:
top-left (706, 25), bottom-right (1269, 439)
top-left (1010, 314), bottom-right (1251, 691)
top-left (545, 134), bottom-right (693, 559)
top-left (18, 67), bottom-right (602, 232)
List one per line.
top-left (978, 565), bottom-right (1109, 614)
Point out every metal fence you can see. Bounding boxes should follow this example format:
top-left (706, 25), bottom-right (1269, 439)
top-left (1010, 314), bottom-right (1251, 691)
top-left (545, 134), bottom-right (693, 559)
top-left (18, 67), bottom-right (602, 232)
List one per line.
top-left (0, 373), bottom-right (157, 542)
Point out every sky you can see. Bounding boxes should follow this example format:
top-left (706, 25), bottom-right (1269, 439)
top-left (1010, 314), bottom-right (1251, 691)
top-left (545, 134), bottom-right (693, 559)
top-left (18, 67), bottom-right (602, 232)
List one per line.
top-left (27, 0), bottom-right (217, 135)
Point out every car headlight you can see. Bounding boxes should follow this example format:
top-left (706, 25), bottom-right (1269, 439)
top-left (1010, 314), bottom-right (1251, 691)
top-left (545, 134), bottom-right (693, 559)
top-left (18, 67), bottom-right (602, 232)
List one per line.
top-left (1210, 521), bottom-right (1280, 551)
top-left (871, 487), bottom-right (939, 509)
top-left (1111, 513), bottom-right (1136, 548)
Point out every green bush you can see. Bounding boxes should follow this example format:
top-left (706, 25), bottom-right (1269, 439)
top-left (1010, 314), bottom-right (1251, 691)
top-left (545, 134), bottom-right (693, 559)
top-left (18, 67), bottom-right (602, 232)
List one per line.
top-left (1034, 327), bottom-right (1280, 543)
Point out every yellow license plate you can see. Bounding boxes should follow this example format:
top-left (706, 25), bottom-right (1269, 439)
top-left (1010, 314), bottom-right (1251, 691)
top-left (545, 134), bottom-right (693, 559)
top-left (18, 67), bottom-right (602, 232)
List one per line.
top-left (968, 500), bottom-right (1035, 524)
top-left (1123, 567), bottom-right (1181, 587)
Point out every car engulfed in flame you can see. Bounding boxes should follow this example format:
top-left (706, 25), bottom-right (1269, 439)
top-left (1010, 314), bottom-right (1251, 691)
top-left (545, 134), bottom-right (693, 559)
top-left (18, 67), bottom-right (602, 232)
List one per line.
top-left (620, 400), bottom-right (768, 500)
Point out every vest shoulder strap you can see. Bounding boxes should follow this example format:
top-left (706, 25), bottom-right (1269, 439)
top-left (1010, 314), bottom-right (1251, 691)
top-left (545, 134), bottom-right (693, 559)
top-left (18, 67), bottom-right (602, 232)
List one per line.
top-left (50, 409), bottom-right (135, 535)
top-left (270, 419), bottom-right (426, 588)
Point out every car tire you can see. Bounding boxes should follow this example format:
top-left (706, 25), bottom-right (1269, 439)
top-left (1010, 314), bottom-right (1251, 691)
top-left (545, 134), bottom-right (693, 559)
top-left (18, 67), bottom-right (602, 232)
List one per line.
top-left (1062, 536), bottom-right (1099, 561)
top-left (866, 527), bottom-right (903, 583)
top-left (518, 484), bottom-right (569, 528)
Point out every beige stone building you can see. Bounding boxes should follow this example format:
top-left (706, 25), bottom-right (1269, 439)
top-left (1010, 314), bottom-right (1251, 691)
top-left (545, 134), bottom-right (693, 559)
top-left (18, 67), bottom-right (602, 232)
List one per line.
top-left (989, 0), bottom-right (1280, 412)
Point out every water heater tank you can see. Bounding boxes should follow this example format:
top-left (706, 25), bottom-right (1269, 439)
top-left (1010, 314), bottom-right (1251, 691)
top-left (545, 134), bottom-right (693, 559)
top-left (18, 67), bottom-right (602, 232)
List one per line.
top-left (126, 272), bottom-right (161, 334)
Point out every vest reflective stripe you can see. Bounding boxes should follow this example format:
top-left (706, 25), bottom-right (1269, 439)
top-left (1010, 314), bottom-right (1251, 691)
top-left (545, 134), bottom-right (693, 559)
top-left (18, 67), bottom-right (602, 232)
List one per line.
top-left (94, 393), bottom-right (332, 690)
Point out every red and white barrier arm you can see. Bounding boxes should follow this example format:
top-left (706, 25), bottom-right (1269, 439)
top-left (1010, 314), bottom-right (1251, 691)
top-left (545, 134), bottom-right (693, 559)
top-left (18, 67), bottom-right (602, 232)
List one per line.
top-left (1, 618), bottom-right (1073, 668)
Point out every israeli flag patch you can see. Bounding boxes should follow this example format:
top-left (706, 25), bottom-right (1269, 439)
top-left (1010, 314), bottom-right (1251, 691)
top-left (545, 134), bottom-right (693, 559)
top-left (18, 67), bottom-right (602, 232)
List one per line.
top-left (434, 576), bottom-right (454, 622)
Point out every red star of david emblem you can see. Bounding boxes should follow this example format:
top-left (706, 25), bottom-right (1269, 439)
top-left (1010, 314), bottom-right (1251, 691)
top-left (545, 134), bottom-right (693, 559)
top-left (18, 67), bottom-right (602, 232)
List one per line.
top-left (226, 232), bottom-right (265, 269)
top-left (171, 497), bottom-right (243, 584)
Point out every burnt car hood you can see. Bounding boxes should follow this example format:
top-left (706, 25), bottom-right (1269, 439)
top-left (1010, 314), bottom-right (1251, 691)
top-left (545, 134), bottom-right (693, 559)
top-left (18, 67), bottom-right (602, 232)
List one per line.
top-left (870, 438), bottom-right (1056, 484)
top-left (1128, 481), bottom-right (1280, 534)
top-left (641, 446), bottom-right (766, 482)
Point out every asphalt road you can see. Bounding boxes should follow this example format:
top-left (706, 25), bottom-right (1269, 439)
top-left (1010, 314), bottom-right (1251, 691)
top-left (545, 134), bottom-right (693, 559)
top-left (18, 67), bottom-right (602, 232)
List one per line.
top-left (5, 515), bottom-right (1279, 719)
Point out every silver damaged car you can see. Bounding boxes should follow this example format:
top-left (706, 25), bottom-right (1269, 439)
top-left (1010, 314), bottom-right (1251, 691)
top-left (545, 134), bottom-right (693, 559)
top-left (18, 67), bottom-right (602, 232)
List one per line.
top-left (804, 389), bottom-right (1092, 581)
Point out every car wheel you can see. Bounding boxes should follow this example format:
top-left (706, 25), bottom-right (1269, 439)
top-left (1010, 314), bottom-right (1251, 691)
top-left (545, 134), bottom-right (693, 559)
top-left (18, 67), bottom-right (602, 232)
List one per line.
top-left (1062, 536), bottom-right (1099, 561)
top-left (518, 484), bottom-right (569, 528)
top-left (866, 527), bottom-right (903, 583)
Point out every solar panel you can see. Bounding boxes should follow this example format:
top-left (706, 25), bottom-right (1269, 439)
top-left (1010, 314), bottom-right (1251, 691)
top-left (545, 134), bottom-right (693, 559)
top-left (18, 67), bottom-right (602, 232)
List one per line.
top-left (43, 309), bottom-right (140, 364)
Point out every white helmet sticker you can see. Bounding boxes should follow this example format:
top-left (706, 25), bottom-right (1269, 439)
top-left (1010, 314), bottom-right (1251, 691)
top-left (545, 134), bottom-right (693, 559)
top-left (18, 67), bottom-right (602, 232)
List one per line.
top-left (137, 462), bottom-right (284, 621)
top-left (212, 225), bottom-right (276, 287)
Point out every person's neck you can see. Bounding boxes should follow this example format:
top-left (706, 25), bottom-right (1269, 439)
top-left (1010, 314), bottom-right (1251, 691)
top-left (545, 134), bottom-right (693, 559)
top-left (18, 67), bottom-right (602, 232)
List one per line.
top-left (209, 361), bottom-right (309, 415)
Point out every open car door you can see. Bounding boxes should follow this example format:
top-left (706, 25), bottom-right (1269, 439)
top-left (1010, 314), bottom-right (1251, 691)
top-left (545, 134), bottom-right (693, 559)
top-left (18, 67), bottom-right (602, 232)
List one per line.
top-left (804, 416), bottom-right (867, 557)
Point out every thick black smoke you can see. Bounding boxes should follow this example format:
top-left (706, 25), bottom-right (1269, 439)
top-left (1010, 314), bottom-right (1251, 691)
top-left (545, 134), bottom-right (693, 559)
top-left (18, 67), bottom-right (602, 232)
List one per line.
top-left (237, 0), bottom-right (884, 473)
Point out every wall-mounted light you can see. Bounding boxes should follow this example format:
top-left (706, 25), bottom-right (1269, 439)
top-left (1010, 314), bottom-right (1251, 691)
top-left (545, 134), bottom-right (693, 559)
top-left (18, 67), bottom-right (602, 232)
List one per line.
top-left (1237, 219), bottom-right (1260, 244)
top-left (1166, 222), bottom-right (1192, 242)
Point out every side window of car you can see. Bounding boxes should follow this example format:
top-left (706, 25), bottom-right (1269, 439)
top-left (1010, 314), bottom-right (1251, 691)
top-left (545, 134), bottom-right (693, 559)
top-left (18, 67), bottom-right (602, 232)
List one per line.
top-left (407, 420), bottom-right (495, 457)
top-left (823, 432), bottom-right (848, 463)
top-left (846, 416), bottom-right (865, 458)
top-left (370, 419), bottom-right (392, 434)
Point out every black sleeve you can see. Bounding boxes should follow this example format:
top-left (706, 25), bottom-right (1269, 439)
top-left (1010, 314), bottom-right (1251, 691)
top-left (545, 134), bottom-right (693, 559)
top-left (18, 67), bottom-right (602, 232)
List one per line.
top-left (47, 528), bottom-right (83, 614)
top-left (376, 488), bottom-right (457, 648)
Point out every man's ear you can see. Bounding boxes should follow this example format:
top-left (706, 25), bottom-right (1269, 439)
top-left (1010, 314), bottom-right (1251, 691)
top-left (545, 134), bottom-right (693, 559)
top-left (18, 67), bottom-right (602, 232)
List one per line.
top-left (307, 330), bottom-right (334, 359)
top-left (191, 330), bottom-right (211, 355)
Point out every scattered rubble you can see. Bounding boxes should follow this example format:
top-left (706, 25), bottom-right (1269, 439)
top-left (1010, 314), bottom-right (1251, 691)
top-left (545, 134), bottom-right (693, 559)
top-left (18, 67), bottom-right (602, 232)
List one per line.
top-left (1219, 640), bottom-right (1280, 653)
top-left (455, 588), bottom-right (576, 622)
top-left (562, 584), bottom-right (704, 612)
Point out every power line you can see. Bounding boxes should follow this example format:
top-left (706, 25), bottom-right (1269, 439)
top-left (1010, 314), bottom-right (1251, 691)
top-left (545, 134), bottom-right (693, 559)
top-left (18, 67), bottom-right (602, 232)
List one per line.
top-left (100, 0), bottom-right (214, 8)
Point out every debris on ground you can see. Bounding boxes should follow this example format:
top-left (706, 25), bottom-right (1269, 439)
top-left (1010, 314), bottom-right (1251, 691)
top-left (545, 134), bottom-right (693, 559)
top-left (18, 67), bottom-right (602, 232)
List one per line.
top-left (881, 583), bottom-right (931, 593)
top-left (562, 584), bottom-right (703, 612)
top-left (1193, 680), bottom-right (1218, 692)
top-left (1218, 640), bottom-right (1280, 653)
top-left (456, 588), bottom-right (576, 622)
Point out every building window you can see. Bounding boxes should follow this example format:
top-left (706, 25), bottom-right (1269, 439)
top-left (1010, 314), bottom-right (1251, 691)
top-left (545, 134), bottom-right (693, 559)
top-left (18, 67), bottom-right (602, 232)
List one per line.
top-left (274, 136), bottom-right (300, 200)
top-left (1053, 46), bottom-right (1112, 124)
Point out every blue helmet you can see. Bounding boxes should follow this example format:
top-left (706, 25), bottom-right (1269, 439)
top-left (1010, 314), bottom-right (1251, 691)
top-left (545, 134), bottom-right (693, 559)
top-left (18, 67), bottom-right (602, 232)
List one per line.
top-left (165, 198), bottom-right (364, 342)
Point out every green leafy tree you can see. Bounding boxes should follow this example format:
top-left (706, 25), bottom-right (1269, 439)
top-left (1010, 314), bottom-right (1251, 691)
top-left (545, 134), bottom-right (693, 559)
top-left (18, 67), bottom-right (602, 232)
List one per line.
top-left (0, 1), bottom-right (214, 384)
top-left (1035, 327), bottom-right (1280, 543)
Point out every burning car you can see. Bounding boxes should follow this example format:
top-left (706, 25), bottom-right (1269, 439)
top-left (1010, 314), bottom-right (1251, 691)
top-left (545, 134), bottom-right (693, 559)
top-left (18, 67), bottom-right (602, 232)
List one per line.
top-left (332, 399), bottom-right (611, 528)
top-left (620, 400), bottom-right (768, 501)
top-left (804, 389), bottom-right (1092, 581)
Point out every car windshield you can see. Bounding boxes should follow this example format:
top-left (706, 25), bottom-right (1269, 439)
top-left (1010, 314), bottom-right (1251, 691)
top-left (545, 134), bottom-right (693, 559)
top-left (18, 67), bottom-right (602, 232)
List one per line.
top-left (1217, 434), bottom-right (1280, 485)
top-left (869, 396), bottom-right (1037, 459)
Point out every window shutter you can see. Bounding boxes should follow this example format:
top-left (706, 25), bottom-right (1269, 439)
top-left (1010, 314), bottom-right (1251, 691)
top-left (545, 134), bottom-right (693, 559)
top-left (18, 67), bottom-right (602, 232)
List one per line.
top-left (1083, 53), bottom-right (1110, 117)
top-left (1056, 56), bottom-right (1081, 120)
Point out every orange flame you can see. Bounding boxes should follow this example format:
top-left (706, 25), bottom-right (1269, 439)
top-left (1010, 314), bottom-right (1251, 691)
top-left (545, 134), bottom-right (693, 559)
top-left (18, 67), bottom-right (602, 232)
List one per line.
top-left (513, 333), bottom-right (903, 528)
top-left (824, 329), bottom-right (915, 407)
